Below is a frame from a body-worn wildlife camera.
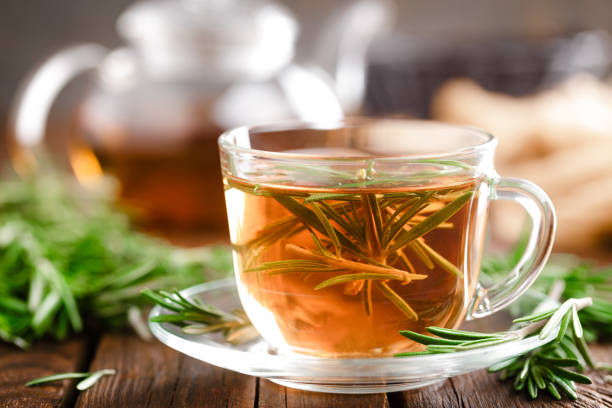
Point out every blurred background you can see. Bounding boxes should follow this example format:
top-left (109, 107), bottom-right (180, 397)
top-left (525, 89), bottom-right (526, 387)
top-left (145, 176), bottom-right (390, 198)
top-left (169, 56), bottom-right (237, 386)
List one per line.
top-left (2, 0), bottom-right (612, 252)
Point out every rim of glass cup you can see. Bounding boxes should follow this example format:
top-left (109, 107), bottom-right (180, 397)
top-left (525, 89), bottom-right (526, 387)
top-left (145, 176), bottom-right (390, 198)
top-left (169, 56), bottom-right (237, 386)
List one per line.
top-left (218, 118), bottom-right (498, 162)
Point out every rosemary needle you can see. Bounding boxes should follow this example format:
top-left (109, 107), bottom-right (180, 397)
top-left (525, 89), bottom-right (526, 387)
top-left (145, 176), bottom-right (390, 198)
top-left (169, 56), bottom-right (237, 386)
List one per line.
top-left (26, 369), bottom-right (116, 390)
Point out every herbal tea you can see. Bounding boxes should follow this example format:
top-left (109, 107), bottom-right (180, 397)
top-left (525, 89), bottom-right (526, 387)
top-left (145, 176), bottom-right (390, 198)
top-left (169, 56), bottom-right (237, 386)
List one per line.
top-left (225, 175), bottom-right (487, 357)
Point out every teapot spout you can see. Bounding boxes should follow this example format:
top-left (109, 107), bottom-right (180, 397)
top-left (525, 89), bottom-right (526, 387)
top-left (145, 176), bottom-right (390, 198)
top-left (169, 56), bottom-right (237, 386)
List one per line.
top-left (308, 0), bottom-right (395, 114)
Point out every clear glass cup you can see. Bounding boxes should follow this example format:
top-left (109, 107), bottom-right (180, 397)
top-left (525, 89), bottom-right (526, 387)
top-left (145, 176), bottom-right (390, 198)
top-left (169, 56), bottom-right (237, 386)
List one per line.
top-left (218, 118), bottom-right (556, 358)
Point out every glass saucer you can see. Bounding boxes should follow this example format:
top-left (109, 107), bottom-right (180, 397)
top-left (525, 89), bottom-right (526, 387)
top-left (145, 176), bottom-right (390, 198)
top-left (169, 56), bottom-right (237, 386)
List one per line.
top-left (148, 279), bottom-right (552, 394)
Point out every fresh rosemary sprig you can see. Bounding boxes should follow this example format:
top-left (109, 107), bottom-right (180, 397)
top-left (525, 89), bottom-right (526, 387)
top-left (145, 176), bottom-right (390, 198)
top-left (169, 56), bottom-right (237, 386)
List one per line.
top-left (482, 244), bottom-right (612, 342)
top-left (396, 298), bottom-right (597, 400)
top-left (26, 369), bottom-right (116, 391)
top-left (228, 163), bottom-right (474, 320)
top-left (0, 174), bottom-right (232, 348)
top-left (143, 289), bottom-right (258, 345)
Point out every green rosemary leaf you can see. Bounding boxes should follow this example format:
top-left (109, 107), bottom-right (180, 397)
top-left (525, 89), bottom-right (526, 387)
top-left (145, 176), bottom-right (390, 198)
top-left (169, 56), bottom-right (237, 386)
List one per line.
top-left (149, 314), bottom-right (189, 323)
top-left (26, 372), bottom-right (90, 386)
top-left (530, 365), bottom-right (546, 389)
top-left (425, 345), bottom-right (458, 353)
top-left (553, 377), bottom-right (578, 400)
top-left (573, 332), bottom-right (594, 368)
top-left (362, 194), bottom-right (384, 257)
top-left (514, 374), bottom-right (526, 391)
top-left (0, 296), bottom-right (28, 314)
top-left (246, 260), bottom-right (331, 272)
top-left (319, 202), bottom-right (362, 240)
top-left (31, 291), bottom-right (62, 336)
top-left (547, 366), bottom-right (592, 384)
top-left (76, 369), bottom-right (116, 391)
top-left (414, 159), bottom-right (472, 170)
top-left (556, 308), bottom-right (572, 343)
top-left (141, 289), bottom-right (183, 313)
top-left (388, 191), bottom-right (473, 252)
top-left (383, 193), bottom-right (432, 246)
top-left (518, 357), bottom-right (531, 382)
top-left (304, 193), bottom-right (360, 203)
top-left (274, 196), bottom-right (359, 252)
top-left (315, 273), bottom-right (406, 290)
top-left (425, 326), bottom-right (501, 340)
top-left (374, 281), bottom-right (418, 320)
top-left (393, 351), bottom-right (432, 357)
top-left (512, 309), bottom-right (555, 324)
top-left (414, 240), bottom-right (463, 278)
top-left (536, 355), bottom-right (580, 367)
top-left (267, 267), bottom-right (344, 276)
top-left (398, 330), bottom-right (464, 345)
top-left (311, 203), bottom-right (341, 255)
top-left (527, 376), bottom-right (537, 399)
top-left (407, 241), bottom-right (434, 269)
top-left (335, 178), bottom-right (408, 189)
top-left (540, 300), bottom-right (575, 339)
top-left (145, 289), bottom-right (254, 345)
top-left (546, 382), bottom-right (562, 400)
top-left (571, 305), bottom-right (583, 339)
top-left (558, 337), bottom-right (585, 370)
top-left (275, 164), bottom-right (354, 181)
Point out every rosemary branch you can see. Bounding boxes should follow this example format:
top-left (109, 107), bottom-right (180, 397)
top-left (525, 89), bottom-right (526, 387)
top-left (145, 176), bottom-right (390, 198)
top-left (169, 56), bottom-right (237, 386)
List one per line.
top-left (227, 175), bottom-right (474, 320)
top-left (396, 297), bottom-right (598, 401)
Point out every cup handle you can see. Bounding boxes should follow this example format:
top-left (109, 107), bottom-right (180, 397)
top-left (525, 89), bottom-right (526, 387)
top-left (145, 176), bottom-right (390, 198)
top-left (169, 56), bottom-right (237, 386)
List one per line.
top-left (468, 177), bottom-right (556, 319)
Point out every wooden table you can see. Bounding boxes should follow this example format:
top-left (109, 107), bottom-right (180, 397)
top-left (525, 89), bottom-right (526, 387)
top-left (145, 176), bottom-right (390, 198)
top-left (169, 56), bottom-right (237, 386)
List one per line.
top-left (1, 332), bottom-right (610, 407)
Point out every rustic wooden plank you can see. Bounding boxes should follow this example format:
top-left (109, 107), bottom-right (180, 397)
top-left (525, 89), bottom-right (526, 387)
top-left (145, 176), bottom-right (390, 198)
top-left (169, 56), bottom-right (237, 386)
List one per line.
top-left (0, 337), bottom-right (90, 408)
top-left (258, 378), bottom-right (389, 408)
top-left (446, 346), bottom-right (611, 408)
top-left (577, 344), bottom-right (612, 408)
top-left (75, 333), bottom-right (256, 408)
top-left (388, 344), bottom-right (612, 408)
top-left (387, 379), bottom-right (460, 408)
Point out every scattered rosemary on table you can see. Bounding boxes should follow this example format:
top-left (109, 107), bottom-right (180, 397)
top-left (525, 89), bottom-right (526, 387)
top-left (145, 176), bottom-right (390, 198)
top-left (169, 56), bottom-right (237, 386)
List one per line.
top-left (0, 174), bottom-right (232, 348)
top-left (396, 297), bottom-right (599, 400)
top-left (227, 163), bottom-right (472, 320)
top-left (482, 245), bottom-right (612, 342)
top-left (25, 369), bottom-right (116, 391)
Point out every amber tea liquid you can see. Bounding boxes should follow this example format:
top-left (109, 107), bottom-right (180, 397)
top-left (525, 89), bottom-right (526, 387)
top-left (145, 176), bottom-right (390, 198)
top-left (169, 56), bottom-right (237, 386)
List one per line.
top-left (70, 122), bottom-right (228, 243)
top-left (225, 176), bottom-right (487, 357)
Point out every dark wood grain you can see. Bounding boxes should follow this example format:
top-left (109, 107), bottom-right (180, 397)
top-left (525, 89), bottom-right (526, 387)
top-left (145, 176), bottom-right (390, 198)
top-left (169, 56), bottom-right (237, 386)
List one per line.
top-left (0, 337), bottom-right (90, 408)
top-left (74, 333), bottom-right (256, 408)
top-left (6, 335), bottom-right (611, 407)
top-left (387, 380), bottom-right (460, 408)
top-left (258, 378), bottom-right (389, 408)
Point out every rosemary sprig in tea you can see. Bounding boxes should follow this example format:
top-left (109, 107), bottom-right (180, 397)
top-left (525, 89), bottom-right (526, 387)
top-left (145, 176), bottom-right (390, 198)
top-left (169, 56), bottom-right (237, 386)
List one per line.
top-left (228, 170), bottom-right (474, 320)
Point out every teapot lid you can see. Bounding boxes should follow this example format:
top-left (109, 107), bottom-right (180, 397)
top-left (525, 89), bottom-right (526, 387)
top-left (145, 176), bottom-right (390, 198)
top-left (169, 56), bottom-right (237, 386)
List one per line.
top-left (117, 0), bottom-right (298, 81)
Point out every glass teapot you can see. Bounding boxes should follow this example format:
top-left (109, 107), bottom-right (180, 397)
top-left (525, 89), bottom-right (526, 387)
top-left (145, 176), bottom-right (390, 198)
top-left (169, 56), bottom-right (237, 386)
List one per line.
top-left (9, 0), bottom-right (392, 241)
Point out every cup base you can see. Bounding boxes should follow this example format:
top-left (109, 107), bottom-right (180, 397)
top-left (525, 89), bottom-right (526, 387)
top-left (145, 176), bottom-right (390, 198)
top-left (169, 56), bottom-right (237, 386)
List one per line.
top-left (268, 377), bottom-right (447, 394)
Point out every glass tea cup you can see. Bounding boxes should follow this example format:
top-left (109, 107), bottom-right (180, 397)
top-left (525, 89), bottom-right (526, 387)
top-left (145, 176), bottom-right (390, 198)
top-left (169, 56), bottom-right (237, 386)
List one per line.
top-left (219, 119), bottom-right (555, 358)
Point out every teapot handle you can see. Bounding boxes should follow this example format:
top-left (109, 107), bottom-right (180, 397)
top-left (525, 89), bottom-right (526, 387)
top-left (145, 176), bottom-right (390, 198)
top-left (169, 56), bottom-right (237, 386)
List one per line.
top-left (309, 0), bottom-right (394, 114)
top-left (9, 43), bottom-right (108, 174)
